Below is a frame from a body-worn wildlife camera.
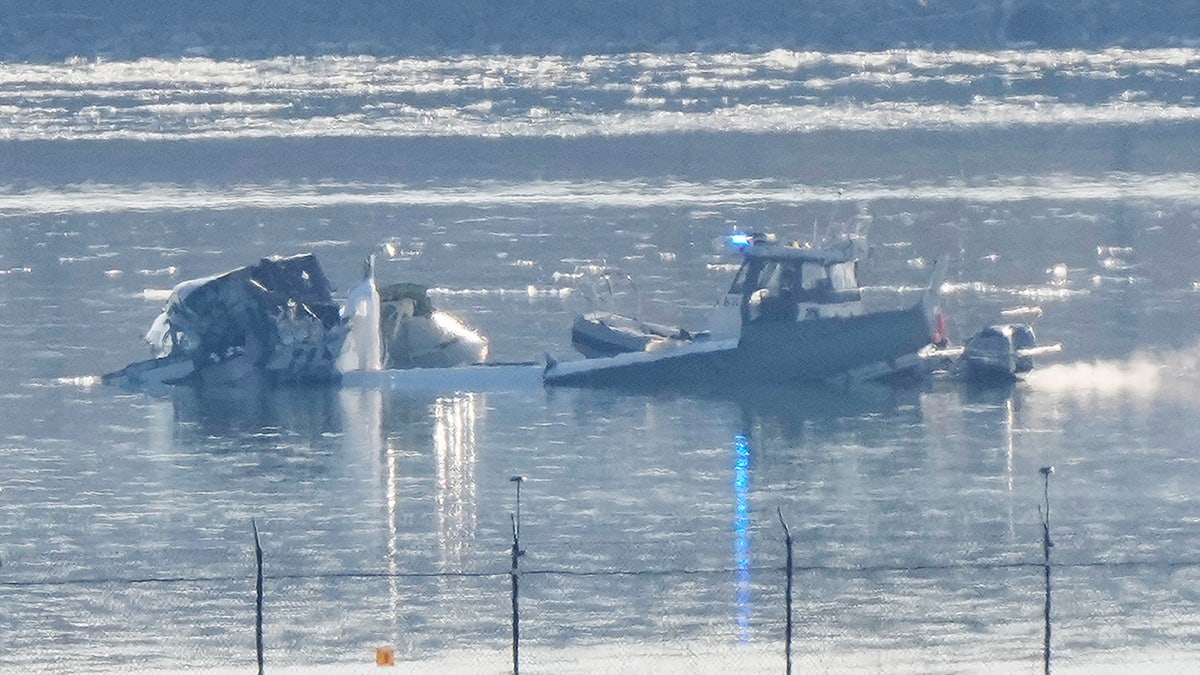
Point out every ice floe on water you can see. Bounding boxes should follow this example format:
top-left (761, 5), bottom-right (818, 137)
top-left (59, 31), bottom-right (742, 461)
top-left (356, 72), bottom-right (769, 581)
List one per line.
top-left (3, 173), bottom-right (1200, 217)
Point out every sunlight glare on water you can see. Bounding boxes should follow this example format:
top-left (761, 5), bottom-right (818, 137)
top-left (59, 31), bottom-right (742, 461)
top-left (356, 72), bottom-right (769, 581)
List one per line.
top-left (3, 47), bottom-right (1200, 673)
top-left (1, 48), bottom-right (1200, 140)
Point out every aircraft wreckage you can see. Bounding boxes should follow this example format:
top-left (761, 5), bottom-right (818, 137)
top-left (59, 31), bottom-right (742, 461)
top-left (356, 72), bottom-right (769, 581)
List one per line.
top-left (102, 253), bottom-right (488, 389)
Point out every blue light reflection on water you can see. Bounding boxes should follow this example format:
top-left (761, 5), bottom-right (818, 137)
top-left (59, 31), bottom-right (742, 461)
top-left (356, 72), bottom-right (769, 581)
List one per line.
top-left (733, 433), bottom-right (752, 643)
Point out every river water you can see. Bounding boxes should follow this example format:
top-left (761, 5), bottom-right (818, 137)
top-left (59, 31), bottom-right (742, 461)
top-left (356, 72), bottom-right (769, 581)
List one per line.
top-left (3, 48), bottom-right (1200, 673)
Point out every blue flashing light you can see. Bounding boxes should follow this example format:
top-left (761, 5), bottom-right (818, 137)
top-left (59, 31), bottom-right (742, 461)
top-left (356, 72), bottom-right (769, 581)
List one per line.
top-left (729, 233), bottom-right (752, 248)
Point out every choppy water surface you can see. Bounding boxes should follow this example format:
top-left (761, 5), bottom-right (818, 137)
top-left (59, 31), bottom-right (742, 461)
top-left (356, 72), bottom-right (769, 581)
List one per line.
top-left (3, 48), bottom-right (1200, 673)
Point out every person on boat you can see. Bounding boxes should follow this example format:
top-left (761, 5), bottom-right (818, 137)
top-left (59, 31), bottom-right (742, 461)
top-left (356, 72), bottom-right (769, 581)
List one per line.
top-left (750, 262), bottom-right (801, 322)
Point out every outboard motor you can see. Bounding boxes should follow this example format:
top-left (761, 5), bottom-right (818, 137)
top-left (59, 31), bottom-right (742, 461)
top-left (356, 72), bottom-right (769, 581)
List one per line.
top-left (1011, 323), bottom-right (1037, 373)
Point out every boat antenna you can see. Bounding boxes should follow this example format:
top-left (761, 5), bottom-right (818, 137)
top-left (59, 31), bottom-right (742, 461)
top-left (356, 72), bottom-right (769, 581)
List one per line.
top-left (854, 202), bottom-right (872, 239)
top-left (823, 187), bottom-right (846, 242)
top-left (627, 273), bottom-right (643, 322)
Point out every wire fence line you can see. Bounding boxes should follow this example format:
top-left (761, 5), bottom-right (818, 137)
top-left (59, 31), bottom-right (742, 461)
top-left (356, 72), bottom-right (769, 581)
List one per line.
top-left (7, 471), bottom-right (1198, 672)
top-left (4, 478), bottom-right (1198, 674)
top-left (5, 545), bottom-right (1200, 673)
top-left (7, 558), bottom-right (1200, 589)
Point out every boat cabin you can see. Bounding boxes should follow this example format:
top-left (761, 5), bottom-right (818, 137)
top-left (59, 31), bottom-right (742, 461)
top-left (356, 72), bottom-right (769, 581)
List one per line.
top-left (726, 240), bottom-right (865, 324)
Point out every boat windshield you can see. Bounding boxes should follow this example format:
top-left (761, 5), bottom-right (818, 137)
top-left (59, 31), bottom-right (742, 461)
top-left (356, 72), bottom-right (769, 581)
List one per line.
top-left (734, 255), bottom-right (861, 308)
top-left (728, 259), bottom-right (756, 295)
top-left (801, 262), bottom-right (827, 291)
top-left (829, 261), bottom-right (858, 291)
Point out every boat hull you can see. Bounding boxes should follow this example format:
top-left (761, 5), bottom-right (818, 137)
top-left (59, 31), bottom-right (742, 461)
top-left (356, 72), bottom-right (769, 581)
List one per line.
top-left (545, 302), bottom-right (934, 390)
top-left (960, 354), bottom-right (1018, 384)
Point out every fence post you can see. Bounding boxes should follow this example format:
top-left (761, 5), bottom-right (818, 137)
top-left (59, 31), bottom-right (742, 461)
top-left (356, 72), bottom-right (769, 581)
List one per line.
top-left (777, 508), bottom-right (793, 675)
top-left (252, 519), bottom-right (264, 675)
top-left (1039, 466), bottom-right (1054, 675)
top-left (510, 476), bottom-right (525, 538)
top-left (510, 513), bottom-right (520, 675)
